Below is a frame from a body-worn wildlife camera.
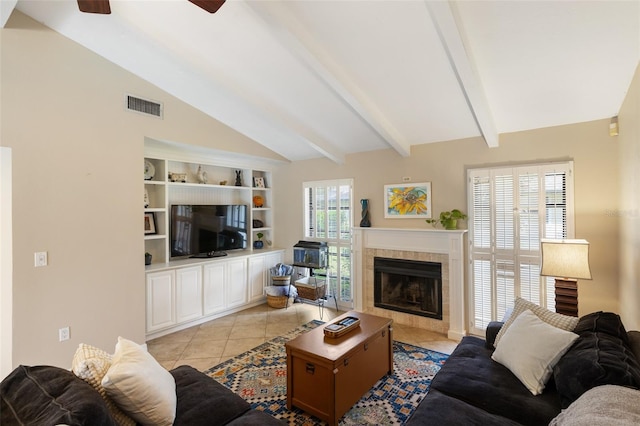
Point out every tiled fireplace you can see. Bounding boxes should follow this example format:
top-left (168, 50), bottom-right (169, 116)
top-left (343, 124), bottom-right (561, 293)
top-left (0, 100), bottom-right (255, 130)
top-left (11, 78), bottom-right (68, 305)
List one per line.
top-left (353, 227), bottom-right (467, 340)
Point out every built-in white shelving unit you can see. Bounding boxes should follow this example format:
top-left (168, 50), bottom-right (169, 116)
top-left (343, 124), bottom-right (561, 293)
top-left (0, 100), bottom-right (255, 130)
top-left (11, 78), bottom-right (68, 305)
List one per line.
top-left (142, 145), bottom-right (282, 339)
top-left (143, 156), bottom-right (274, 264)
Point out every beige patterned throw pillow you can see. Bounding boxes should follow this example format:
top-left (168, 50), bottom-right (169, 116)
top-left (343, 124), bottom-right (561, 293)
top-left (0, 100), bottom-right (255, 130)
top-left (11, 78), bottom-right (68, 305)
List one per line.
top-left (71, 343), bottom-right (136, 426)
top-left (494, 297), bottom-right (579, 348)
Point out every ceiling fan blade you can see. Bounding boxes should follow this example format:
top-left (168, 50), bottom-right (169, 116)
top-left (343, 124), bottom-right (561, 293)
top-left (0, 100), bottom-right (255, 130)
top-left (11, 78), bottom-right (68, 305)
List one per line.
top-left (77, 0), bottom-right (111, 14)
top-left (188, 0), bottom-right (225, 14)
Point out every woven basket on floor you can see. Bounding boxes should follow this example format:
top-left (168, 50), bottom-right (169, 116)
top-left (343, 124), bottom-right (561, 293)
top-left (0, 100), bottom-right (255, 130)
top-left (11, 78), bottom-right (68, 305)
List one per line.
top-left (267, 294), bottom-right (288, 309)
top-left (271, 275), bottom-right (291, 286)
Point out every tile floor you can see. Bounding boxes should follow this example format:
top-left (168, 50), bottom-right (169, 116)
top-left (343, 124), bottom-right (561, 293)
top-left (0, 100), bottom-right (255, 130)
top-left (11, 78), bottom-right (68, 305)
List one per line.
top-left (147, 301), bottom-right (459, 372)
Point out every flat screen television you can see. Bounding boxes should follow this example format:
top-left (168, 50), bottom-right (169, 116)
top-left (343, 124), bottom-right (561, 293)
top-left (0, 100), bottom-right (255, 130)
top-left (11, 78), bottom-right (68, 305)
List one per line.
top-left (170, 204), bottom-right (247, 258)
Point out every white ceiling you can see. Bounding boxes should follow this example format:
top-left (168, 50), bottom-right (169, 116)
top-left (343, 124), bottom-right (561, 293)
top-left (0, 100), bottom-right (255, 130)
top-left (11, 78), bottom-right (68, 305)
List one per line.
top-left (7, 0), bottom-right (640, 163)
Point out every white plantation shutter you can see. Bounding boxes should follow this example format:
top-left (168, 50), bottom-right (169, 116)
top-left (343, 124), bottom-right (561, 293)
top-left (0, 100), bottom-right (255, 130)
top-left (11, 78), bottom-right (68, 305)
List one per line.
top-left (303, 179), bottom-right (354, 309)
top-left (468, 163), bottom-right (574, 335)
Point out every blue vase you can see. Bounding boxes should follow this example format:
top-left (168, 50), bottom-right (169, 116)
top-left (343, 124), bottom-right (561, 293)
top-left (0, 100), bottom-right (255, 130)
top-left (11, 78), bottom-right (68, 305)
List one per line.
top-left (254, 241), bottom-right (264, 249)
top-left (360, 199), bottom-right (371, 227)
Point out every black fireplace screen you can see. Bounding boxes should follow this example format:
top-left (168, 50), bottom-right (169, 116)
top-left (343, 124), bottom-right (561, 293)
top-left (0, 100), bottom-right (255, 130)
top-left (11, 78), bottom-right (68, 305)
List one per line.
top-left (374, 257), bottom-right (442, 320)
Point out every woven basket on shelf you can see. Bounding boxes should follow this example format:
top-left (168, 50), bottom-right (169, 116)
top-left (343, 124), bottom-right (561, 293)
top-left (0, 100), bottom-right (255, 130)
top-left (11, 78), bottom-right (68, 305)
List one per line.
top-left (267, 294), bottom-right (288, 309)
top-left (296, 283), bottom-right (326, 301)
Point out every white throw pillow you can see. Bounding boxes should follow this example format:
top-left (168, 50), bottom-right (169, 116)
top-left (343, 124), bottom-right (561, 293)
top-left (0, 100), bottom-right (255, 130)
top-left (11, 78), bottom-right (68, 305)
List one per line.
top-left (101, 337), bottom-right (176, 426)
top-left (494, 297), bottom-right (579, 347)
top-left (492, 309), bottom-right (578, 395)
top-left (71, 343), bottom-right (136, 426)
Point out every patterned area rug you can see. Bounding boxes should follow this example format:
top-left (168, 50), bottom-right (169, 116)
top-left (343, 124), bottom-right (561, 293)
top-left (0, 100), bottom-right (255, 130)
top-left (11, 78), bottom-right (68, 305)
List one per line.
top-left (205, 320), bottom-right (448, 425)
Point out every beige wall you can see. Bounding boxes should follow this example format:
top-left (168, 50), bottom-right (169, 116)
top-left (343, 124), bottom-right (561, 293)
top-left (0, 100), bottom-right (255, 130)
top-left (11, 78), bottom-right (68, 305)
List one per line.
top-left (618, 64), bottom-right (640, 331)
top-left (1, 12), bottom-right (283, 369)
top-left (275, 119), bottom-right (621, 319)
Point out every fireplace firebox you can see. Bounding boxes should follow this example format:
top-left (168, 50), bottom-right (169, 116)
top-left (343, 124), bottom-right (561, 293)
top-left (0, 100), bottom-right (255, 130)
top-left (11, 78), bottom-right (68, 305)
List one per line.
top-left (374, 257), bottom-right (442, 320)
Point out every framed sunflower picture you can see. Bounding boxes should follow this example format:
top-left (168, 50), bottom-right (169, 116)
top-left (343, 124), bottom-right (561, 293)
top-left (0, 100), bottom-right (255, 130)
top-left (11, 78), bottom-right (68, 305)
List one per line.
top-left (384, 182), bottom-right (432, 219)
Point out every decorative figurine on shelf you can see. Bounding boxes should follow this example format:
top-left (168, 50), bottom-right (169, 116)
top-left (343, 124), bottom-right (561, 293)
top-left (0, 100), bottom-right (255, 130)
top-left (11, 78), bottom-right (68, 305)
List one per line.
top-left (197, 165), bottom-right (208, 184)
top-left (253, 195), bottom-right (265, 208)
top-left (235, 170), bottom-right (243, 186)
top-left (360, 199), bottom-right (371, 227)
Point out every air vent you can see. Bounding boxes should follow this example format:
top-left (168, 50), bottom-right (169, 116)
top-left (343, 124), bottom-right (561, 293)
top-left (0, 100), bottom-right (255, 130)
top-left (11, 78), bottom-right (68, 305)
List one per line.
top-left (125, 94), bottom-right (163, 119)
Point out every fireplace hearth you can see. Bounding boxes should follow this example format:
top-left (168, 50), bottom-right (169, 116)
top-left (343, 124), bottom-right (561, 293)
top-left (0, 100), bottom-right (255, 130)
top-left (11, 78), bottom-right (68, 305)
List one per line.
top-left (374, 257), bottom-right (442, 320)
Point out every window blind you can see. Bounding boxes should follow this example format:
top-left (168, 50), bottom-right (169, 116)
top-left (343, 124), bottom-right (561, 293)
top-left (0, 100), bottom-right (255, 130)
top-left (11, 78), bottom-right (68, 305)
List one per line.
top-left (467, 163), bottom-right (574, 335)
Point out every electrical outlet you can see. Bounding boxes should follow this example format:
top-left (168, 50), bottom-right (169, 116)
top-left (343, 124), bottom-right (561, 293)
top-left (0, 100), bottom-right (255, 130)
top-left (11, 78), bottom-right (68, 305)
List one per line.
top-left (59, 327), bottom-right (70, 342)
top-left (34, 251), bottom-right (48, 267)
top-left (402, 176), bottom-right (411, 182)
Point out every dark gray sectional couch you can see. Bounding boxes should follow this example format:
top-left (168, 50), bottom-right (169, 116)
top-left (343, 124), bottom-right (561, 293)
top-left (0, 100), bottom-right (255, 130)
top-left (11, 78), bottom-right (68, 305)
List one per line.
top-left (1, 364), bottom-right (282, 425)
top-left (406, 311), bottom-right (640, 426)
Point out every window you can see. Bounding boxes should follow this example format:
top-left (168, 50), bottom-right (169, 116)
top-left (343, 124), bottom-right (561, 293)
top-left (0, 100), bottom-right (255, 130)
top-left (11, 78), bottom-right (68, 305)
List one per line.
top-left (467, 162), bottom-right (574, 335)
top-left (303, 179), bottom-right (353, 308)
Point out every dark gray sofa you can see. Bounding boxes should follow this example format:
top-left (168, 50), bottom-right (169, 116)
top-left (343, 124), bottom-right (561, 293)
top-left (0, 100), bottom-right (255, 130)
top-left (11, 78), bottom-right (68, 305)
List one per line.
top-left (1, 364), bottom-right (282, 425)
top-left (406, 311), bottom-right (640, 426)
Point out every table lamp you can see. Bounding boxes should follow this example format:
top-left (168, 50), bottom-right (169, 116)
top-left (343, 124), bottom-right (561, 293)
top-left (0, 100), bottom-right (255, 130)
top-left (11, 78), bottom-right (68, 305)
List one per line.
top-left (540, 239), bottom-right (592, 317)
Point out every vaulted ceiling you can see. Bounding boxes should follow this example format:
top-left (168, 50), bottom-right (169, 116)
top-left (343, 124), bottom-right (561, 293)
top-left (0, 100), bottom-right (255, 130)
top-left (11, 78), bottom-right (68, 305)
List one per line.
top-left (5, 0), bottom-right (640, 163)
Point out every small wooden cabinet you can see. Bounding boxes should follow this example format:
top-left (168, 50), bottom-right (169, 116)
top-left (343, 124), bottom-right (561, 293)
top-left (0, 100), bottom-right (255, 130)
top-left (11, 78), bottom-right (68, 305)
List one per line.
top-left (225, 258), bottom-right (248, 309)
top-left (248, 255), bottom-right (266, 302)
top-left (175, 266), bottom-right (202, 323)
top-left (203, 263), bottom-right (226, 315)
top-left (146, 270), bottom-right (175, 333)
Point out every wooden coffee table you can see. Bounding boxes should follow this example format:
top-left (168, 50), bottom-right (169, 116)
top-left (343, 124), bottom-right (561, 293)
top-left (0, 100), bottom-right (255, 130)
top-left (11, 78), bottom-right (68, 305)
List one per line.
top-left (285, 311), bottom-right (393, 425)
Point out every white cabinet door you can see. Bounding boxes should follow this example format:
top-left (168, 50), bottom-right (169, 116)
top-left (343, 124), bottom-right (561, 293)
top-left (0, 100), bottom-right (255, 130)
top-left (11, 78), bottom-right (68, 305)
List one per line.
top-left (175, 266), bottom-right (202, 323)
top-left (226, 258), bottom-right (247, 308)
top-left (248, 255), bottom-right (266, 302)
top-left (203, 263), bottom-right (226, 315)
top-left (146, 270), bottom-right (175, 333)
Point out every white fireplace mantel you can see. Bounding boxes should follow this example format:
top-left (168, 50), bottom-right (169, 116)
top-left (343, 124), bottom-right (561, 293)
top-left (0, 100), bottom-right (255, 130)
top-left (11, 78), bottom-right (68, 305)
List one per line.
top-left (352, 227), bottom-right (467, 341)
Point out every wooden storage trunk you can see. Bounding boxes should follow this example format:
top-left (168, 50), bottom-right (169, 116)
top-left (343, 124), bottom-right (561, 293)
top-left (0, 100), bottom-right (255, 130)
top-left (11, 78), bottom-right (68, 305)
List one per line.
top-left (285, 312), bottom-right (393, 426)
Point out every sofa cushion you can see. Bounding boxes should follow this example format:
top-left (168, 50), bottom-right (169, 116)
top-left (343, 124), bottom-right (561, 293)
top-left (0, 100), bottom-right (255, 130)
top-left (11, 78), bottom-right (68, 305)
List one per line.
top-left (171, 365), bottom-right (250, 425)
top-left (429, 336), bottom-right (562, 426)
top-left (71, 343), bottom-right (136, 426)
top-left (0, 365), bottom-right (117, 426)
top-left (573, 311), bottom-right (631, 345)
top-left (492, 309), bottom-right (578, 395)
top-left (405, 389), bottom-right (521, 426)
top-left (494, 297), bottom-right (579, 348)
top-left (549, 385), bottom-right (640, 426)
top-left (629, 331), bottom-right (640, 362)
top-left (553, 313), bottom-right (640, 408)
top-left (101, 337), bottom-right (176, 426)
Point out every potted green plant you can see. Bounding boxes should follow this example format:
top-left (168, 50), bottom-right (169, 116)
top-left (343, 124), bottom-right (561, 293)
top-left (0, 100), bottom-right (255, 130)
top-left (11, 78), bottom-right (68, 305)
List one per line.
top-left (254, 232), bottom-right (264, 249)
top-left (426, 209), bottom-right (467, 230)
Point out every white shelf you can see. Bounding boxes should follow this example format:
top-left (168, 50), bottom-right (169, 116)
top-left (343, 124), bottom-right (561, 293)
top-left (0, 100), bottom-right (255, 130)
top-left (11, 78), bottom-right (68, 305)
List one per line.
top-left (168, 181), bottom-right (251, 190)
top-left (145, 208), bottom-right (166, 213)
top-left (145, 234), bottom-right (166, 241)
top-left (144, 180), bottom-right (165, 185)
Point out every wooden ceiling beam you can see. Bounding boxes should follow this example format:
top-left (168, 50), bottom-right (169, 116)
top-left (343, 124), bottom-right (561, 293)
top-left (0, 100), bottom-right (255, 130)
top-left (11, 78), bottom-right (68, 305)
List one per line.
top-left (425, 1), bottom-right (499, 148)
top-left (246, 1), bottom-right (411, 159)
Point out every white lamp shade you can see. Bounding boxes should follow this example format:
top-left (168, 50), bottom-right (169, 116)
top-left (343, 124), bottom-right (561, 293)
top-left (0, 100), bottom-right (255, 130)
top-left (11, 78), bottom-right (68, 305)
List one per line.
top-left (540, 239), bottom-right (592, 280)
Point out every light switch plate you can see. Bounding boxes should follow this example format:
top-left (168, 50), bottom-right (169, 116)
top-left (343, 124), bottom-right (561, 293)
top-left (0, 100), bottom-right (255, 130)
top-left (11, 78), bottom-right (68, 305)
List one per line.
top-left (35, 252), bottom-right (48, 267)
